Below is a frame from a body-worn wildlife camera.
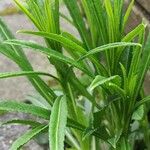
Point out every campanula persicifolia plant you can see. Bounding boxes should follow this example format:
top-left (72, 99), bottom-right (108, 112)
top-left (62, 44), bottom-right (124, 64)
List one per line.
top-left (0, 0), bottom-right (150, 149)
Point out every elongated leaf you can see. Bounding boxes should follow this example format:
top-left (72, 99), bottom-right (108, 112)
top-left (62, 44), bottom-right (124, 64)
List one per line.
top-left (0, 101), bottom-right (86, 133)
top-left (67, 119), bottom-right (85, 131)
top-left (79, 42), bottom-right (141, 60)
top-left (60, 13), bottom-right (74, 26)
top-left (82, 127), bottom-right (98, 140)
top-left (122, 0), bottom-right (134, 31)
top-left (135, 96), bottom-right (150, 109)
top-left (89, 75), bottom-right (119, 91)
top-left (49, 96), bottom-right (68, 150)
top-left (4, 40), bottom-right (93, 77)
top-left (107, 130), bottom-right (122, 149)
top-left (17, 30), bottom-right (86, 54)
top-left (26, 94), bottom-right (51, 110)
top-left (0, 101), bottom-right (50, 119)
top-left (0, 119), bottom-right (42, 128)
top-left (104, 0), bottom-right (115, 42)
top-left (14, 0), bottom-right (42, 30)
top-left (0, 71), bottom-right (59, 82)
top-left (132, 105), bottom-right (144, 121)
top-left (108, 83), bottom-right (126, 99)
top-left (61, 32), bottom-right (83, 47)
top-left (11, 125), bottom-right (48, 150)
top-left (135, 33), bottom-right (150, 97)
top-left (122, 23), bottom-right (145, 42)
top-left (65, 130), bottom-right (80, 150)
top-left (63, 0), bottom-right (91, 49)
top-left (0, 17), bottom-right (56, 104)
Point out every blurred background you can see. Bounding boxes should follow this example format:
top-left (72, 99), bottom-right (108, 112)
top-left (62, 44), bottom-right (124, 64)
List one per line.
top-left (0, 0), bottom-right (150, 149)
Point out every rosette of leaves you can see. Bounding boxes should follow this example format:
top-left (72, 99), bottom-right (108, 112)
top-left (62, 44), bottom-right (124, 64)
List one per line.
top-left (0, 0), bottom-right (150, 149)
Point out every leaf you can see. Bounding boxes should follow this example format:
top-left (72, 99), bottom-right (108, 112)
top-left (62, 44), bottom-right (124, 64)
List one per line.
top-left (104, 0), bottom-right (115, 42)
top-left (89, 75), bottom-right (119, 91)
top-left (122, 23), bottom-right (145, 42)
top-left (82, 127), bottom-right (98, 140)
top-left (60, 13), bottom-right (74, 26)
top-left (135, 33), bottom-right (150, 97)
top-left (122, 0), bottom-right (134, 31)
top-left (79, 42), bottom-right (141, 60)
top-left (63, 0), bottom-right (90, 49)
top-left (13, 0), bottom-right (42, 30)
top-left (26, 94), bottom-right (51, 110)
top-left (10, 125), bottom-right (48, 150)
top-left (61, 32), bottom-right (83, 48)
top-left (17, 30), bottom-right (86, 54)
top-left (49, 96), bottom-right (68, 150)
top-left (0, 71), bottom-right (59, 82)
top-left (0, 101), bottom-right (50, 119)
top-left (132, 105), bottom-right (144, 121)
top-left (0, 119), bottom-right (42, 128)
top-left (4, 39), bottom-right (93, 77)
top-left (108, 83), bottom-right (126, 99)
top-left (107, 130), bottom-right (122, 149)
top-left (0, 101), bottom-right (89, 137)
top-left (0, 17), bottom-right (56, 105)
top-left (66, 130), bottom-right (80, 150)
top-left (135, 96), bottom-right (150, 109)
top-left (67, 119), bottom-right (85, 131)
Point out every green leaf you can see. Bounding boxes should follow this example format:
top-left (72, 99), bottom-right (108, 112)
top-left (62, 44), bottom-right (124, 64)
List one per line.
top-left (132, 105), bottom-right (144, 121)
top-left (122, 0), bottom-right (134, 31)
top-left (0, 17), bottom-right (56, 104)
top-left (14, 0), bottom-right (42, 30)
top-left (65, 130), bottom-right (81, 150)
top-left (104, 0), bottom-right (115, 42)
top-left (135, 96), bottom-right (150, 109)
top-left (49, 96), bottom-right (68, 150)
top-left (17, 30), bottom-right (86, 54)
top-left (67, 119), bottom-right (85, 132)
top-left (0, 71), bottom-right (59, 82)
top-left (107, 130), bottom-right (122, 149)
top-left (10, 125), bottom-right (48, 150)
top-left (79, 42), bottom-right (141, 60)
top-left (89, 75), bottom-right (119, 91)
top-left (122, 23), bottom-right (145, 42)
top-left (108, 83), bottom-right (126, 99)
top-left (26, 94), bottom-right (51, 110)
top-left (63, 0), bottom-right (91, 49)
top-left (82, 127), bottom-right (98, 140)
top-left (0, 101), bottom-right (50, 119)
top-left (0, 101), bottom-right (89, 137)
top-left (61, 32), bottom-right (83, 48)
top-left (60, 13), bottom-right (74, 26)
top-left (133, 33), bottom-right (150, 98)
top-left (4, 39), bottom-right (93, 77)
top-left (0, 119), bottom-right (42, 128)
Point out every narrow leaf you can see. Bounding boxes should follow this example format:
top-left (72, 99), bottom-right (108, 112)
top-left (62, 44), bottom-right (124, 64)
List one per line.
top-left (79, 42), bottom-right (141, 60)
top-left (135, 96), bottom-right (150, 109)
top-left (4, 40), bottom-right (93, 77)
top-left (49, 96), bottom-right (68, 150)
top-left (0, 71), bottom-right (59, 82)
top-left (0, 119), bottom-right (42, 128)
top-left (11, 125), bottom-right (48, 150)
top-left (89, 75), bottom-right (119, 91)
top-left (0, 101), bottom-right (50, 119)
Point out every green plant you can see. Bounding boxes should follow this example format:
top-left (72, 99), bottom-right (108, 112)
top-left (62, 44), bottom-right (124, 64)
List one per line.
top-left (0, 0), bottom-right (150, 149)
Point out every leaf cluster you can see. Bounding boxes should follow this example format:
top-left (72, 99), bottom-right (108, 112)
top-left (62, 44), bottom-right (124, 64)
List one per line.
top-left (0, 0), bottom-right (150, 149)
